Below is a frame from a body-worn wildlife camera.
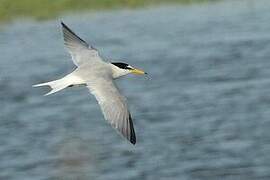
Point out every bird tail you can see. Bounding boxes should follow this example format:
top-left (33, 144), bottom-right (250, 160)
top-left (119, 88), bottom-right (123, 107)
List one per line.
top-left (33, 78), bottom-right (70, 96)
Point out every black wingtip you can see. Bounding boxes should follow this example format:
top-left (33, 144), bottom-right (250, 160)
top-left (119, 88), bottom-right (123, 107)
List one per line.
top-left (130, 135), bottom-right (136, 145)
top-left (130, 138), bottom-right (136, 145)
top-left (61, 21), bottom-right (71, 32)
top-left (61, 21), bottom-right (67, 28)
top-left (60, 21), bottom-right (89, 48)
top-left (129, 115), bottom-right (136, 145)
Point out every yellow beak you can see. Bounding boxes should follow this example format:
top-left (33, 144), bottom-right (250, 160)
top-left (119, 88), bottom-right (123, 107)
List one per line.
top-left (130, 68), bottom-right (147, 75)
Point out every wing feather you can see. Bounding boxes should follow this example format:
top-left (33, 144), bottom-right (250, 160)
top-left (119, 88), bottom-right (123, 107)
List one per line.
top-left (61, 22), bottom-right (101, 66)
top-left (87, 79), bottom-right (136, 144)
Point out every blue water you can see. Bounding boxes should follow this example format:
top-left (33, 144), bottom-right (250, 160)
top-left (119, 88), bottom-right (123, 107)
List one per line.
top-left (1, 0), bottom-right (270, 179)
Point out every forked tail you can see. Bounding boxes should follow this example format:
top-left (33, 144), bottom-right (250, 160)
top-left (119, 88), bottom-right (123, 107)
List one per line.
top-left (33, 78), bottom-right (70, 96)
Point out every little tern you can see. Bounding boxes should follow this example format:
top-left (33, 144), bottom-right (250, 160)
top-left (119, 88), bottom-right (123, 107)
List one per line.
top-left (33, 22), bottom-right (147, 145)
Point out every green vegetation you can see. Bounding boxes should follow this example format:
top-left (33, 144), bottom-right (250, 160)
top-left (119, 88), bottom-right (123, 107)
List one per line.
top-left (0, 0), bottom-right (218, 22)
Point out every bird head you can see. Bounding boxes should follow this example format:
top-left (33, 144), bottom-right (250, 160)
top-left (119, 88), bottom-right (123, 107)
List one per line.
top-left (111, 62), bottom-right (147, 78)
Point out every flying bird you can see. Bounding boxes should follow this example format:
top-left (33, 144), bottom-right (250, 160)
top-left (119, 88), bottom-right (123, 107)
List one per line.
top-left (33, 22), bottom-right (147, 145)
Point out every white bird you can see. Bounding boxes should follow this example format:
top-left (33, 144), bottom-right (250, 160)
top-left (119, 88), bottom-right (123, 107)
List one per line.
top-left (33, 22), bottom-right (147, 145)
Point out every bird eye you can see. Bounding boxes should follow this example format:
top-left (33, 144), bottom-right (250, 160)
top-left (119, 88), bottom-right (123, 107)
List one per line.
top-left (126, 65), bottom-right (132, 70)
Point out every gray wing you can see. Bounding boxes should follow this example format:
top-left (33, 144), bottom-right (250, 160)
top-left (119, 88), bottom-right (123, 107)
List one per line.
top-left (87, 79), bottom-right (136, 145)
top-left (61, 22), bottom-right (102, 66)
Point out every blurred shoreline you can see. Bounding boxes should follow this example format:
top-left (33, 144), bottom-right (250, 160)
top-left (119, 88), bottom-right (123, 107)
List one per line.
top-left (0, 0), bottom-right (219, 22)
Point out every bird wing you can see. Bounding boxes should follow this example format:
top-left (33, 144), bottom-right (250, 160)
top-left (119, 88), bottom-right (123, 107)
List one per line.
top-left (61, 22), bottom-right (102, 66)
top-left (87, 78), bottom-right (136, 144)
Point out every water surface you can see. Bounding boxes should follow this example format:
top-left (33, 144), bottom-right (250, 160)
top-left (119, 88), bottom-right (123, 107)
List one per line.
top-left (1, 0), bottom-right (270, 179)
